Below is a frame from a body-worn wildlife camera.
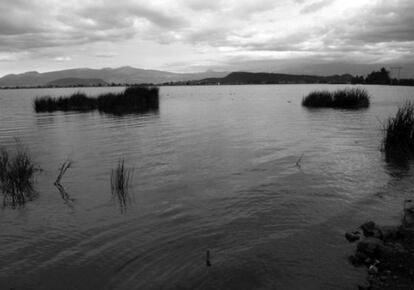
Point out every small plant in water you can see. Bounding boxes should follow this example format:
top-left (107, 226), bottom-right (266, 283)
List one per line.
top-left (111, 158), bottom-right (133, 211)
top-left (0, 145), bottom-right (36, 207)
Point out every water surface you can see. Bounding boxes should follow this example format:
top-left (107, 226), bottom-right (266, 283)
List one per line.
top-left (1, 85), bottom-right (414, 289)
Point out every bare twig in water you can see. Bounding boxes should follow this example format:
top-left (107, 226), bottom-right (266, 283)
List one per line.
top-left (55, 160), bottom-right (71, 185)
top-left (111, 158), bottom-right (133, 212)
top-left (54, 159), bottom-right (74, 205)
top-left (206, 250), bottom-right (211, 267)
top-left (55, 182), bottom-right (74, 205)
top-left (295, 154), bottom-right (304, 168)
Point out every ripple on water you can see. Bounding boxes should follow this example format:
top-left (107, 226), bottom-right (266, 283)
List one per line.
top-left (1, 85), bottom-right (414, 289)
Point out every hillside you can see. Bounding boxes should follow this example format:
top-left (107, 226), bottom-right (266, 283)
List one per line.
top-left (47, 78), bottom-right (108, 87)
top-left (0, 67), bottom-right (228, 87)
top-left (196, 72), bottom-right (353, 85)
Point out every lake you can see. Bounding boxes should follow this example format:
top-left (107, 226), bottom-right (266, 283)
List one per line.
top-left (1, 84), bottom-right (414, 289)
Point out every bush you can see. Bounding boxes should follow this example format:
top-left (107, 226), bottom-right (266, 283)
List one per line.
top-left (302, 88), bottom-right (370, 109)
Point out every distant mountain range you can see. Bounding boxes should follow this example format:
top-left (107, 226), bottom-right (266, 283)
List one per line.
top-left (47, 78), bottom-right (108, 87)
top-left (0, 66), bottom-right (359, 88)
top-left (195, 72), bottom-right (353, 85)
top-left (1, 66), bottom-right (412, 88)
top-left (0, 66), bottom-right (229, 87)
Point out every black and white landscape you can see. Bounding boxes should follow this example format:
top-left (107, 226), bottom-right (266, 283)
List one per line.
top-left (1, 1), bottom-right (414, 290)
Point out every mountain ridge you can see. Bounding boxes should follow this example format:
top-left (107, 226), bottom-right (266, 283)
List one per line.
top-left (194, 71), bottom-right (354, 85)
top-left (47, 78), bottom-right (108, 87)
top-left (0, 67), bottom-right (370, 88)
top-left (0, 67), bottom-right (229, 87)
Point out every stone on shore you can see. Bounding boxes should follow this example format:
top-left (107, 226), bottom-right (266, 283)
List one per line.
top-left (360, 221), bottom-right (383, 239)
top-left (345, 231), bottom-right (360, 243)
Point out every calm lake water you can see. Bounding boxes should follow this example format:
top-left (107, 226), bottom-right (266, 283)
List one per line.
top-left (1, 84), bottom-right (414, 289)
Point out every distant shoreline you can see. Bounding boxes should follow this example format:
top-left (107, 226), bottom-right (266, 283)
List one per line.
top-left (2, 68), bottom-right (413, 89)
top-left (1, 83), bottom-right (414, 90)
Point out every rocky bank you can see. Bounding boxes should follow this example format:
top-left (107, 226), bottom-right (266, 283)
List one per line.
top-left (346, 204), bottom-right (414, 289)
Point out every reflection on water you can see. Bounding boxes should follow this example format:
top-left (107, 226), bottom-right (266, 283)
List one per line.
top-left (54, 182), bottom-right (75, 207)
top-left (1, 85), bottom-right (414, 289)
top-left (98, 107), bottom-right (160, 117)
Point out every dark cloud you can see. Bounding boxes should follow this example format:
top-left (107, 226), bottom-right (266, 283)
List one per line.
top-left (0, 0), bottom-right (186, 53)
top-left (210, 1), bottom-right (414, 66)
top-left (0, 0), bottom-right (413, 76)
top-left (351, 1), bottom-right (414, 43)
top-left (76, 3), bottom-right (186, 30)
top-left (0, 1), bottom-right (47, 35)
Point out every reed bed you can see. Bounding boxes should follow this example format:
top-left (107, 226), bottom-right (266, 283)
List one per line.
top-left (34, 92), bottom-right (95, 112)
top-left (98, 86), bottom-right (159, 114)
top-left (111, 159), bottom-right (132, 210)
top-left (34, 86), bottom-right (159, 114)
top-left (302, 88), bottom-right (370, 109)
top-left (382, 102), bottom-right (414, 156)
top-left (0, 145), bottom-right (36, 207)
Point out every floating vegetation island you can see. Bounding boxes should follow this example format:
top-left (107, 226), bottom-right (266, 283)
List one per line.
top-left (302, 88), bottom-right (370, 109)
top-left (34, 86), bottom-right (159, 114)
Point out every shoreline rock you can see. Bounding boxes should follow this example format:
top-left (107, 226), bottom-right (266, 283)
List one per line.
top-left (346, 219), bottom-right (414, 289)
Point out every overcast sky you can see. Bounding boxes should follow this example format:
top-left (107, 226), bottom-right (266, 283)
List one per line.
top-left (1, 0), bottom-right (414, 77)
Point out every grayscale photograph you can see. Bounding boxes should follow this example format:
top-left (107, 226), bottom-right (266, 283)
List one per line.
top-left (1, 0), bottom-right (414, 289)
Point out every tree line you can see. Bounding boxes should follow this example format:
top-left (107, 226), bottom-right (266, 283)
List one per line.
top-left (351, 68), bottom-right (414, 86)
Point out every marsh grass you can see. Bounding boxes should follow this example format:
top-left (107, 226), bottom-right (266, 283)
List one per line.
top-left (382, 102), bottom-right (414, 157)
top-left (302, 88), bottom-right (370, 109)
top-left (0, 145), bottom-right (36, 207)
top-left (98, 86), bottom-right (159, 114)
top-left (302, 90), bottom-right (332, 107)
top-left (34, 86), bottom-right (159, 114)
top-left (111, 159), bottom-right (133, 211)
top-left (34, 92), bottom-right (95, 112)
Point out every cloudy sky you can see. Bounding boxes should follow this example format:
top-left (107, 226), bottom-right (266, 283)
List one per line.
top-left (1, 0), bottom-right (414, 77)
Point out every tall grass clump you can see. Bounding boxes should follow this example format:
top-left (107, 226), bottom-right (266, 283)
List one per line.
top-left (382, 102), bottom-right (414, 156)
top-left (111, 159), bottom-right (132, 210)
top-left (301, 90), bottom-right (332, 107)
top-left (302, 88), bottom-right (370, 109)
top-left (0, 145), bottom-right (36, 207)
top-left (34, 86), bottom-right (159, 114)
